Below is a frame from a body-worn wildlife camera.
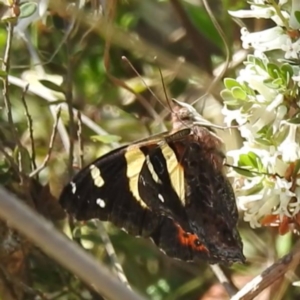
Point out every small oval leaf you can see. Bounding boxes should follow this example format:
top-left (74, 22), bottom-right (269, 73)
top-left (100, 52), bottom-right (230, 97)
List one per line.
top-left (39, 80), bottom-right (65, 93)
top-left (19, 2), bottom-right (38, 19)
top-left (224, 78), bottom-right (241, 89)
top-left (231, 86), bottom-right (247, 100)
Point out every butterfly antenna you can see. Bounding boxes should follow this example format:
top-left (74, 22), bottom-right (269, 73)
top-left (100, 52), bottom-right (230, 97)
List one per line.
top-left (191, 0), bottom-right (230, 106)
top-left (157, 64), bottom-right (173, 113)
top-left (121, 56), bottom-right (167, 110)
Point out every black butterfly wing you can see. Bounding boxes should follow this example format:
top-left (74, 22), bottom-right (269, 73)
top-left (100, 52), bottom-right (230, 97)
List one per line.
top-left (137, 142), bottom-right (191, 231)
top-left (136, 139), bottom-right (244, 263)
top-left (60, 144), bottom-right (160, 236)
top-left (59, 127), bottom-right (245, 263)
top-left (164, 136), bottom-right (245, 263)
top-left (60, 130), bottom-right (192, 236)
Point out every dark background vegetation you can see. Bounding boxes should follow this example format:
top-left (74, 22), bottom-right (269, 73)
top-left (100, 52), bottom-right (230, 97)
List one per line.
top-left (0, 0), bottom-right (299, 299)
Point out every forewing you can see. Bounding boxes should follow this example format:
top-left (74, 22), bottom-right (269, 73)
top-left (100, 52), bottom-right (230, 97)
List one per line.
top-left (59, 144), bottom-right (158, 236)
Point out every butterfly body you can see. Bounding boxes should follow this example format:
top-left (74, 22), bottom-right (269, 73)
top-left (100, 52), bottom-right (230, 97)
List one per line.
top-left (59, 100), bottom-right (245, 264)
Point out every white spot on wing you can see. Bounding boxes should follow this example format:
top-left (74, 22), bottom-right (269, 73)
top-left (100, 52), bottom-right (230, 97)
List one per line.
top-left (158, 193), bottom-right (164, 203)
top-left (96, 198), bottom-right (106, 208)
top-left (70, 181), bottom-right (76, 194)
top-left (90, 164), bottom-right (105, 187)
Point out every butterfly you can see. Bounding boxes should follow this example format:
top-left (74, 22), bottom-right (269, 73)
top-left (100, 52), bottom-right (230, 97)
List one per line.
top-left (59, 99), bottom-right (245, 264)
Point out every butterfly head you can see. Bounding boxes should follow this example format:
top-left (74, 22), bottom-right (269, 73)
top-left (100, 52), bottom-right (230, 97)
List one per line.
top-left (171, 99), bottom-right (216, 131)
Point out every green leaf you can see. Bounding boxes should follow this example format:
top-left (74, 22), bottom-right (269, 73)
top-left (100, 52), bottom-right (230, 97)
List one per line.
top-left (238, 151), bottom-right (263, 171)
top-left (238, 154), bottom-right (255, 168)
top-left (247, 55), bottom-right (266, 71)
top-left (273, 77), bottom-right (283, 86)
top-left (0, 159), bottom-right (12, 184)
top-left (120, 13), bottom-right (136, 29)
top-left (293, 160), bottom-right (300, 176)
top-left (90, 134), bottom-right (121, 144)
top-left (233, 167), bottom-right (256, 178)
top-left (263, 79), bottom-right (280, 89)
top-left (223, 78), bottom-right (241, 89)
top-left (287, 113), bottom-right (300, 124)
top-left (184, 4), bottom-right (222, 48)
top-left (13, 145), bottom-right (32, 174)
top-left (276, 233), bottom-right (292, 257)
top-left (247, 54), bottom-right (256, 64)
top-left (294, 11), bottom-right (300, 24)
top-left (242, 181), bottom-right (264, 194)
top-left (231, 86), bottom-right (247, 100)
top-left (39, 80), bottom-right (65, 93)
top-left (78, 234), bottom-right (104, 244)
top-left (220, 90), bottom-right (233, 102)
top-left (19, 1), bottom-right (38, 19)
top-left (281, 63), bottom-right (293, 79)
top-left (85, 221), bottom-right (98, 230)
top-left (72, 225), bottom-right (82, 238)
top-left (255, 137), bottom-right (272, 146)
top-left (267, 63), bottom-right (280, 78)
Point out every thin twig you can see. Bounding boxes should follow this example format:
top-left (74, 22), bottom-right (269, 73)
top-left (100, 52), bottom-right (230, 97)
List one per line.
top-left (1, 21), bottom-right (25, 180)
top-left (200, 0), bottom-right (231, 98)
top-left (77, 111), bottom-right (84, 168)
top-left (65, 16), bottom-right (77, 179)
top-left (20, 84), bottom-right (37, 173)
top-left (29, 106), bottom-right (62, 177)
top-left (14, 27), bottom-right (71, 153)
top-left (0, 187), bottom-right (146, 300)
top-left (210, 265), bottom-right (238, 296)
top-left (8, 75), bottom-right (119, 148)
top-left (1, 22), bottom-right (19, 146)
top-left (231, 241), bottom-right (300, 300)
top-left (95, 221), bottom-right (131, 290)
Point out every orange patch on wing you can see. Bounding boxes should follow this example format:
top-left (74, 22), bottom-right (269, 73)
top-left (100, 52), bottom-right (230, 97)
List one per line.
top-left (175, 224), bottom-right (208, 252)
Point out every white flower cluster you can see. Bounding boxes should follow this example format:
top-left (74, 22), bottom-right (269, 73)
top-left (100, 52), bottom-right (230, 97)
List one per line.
top-left (222, 0), bottom-right (300, 233)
